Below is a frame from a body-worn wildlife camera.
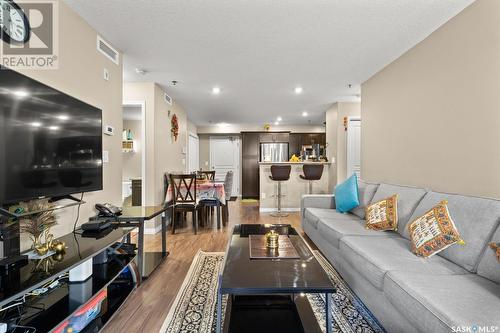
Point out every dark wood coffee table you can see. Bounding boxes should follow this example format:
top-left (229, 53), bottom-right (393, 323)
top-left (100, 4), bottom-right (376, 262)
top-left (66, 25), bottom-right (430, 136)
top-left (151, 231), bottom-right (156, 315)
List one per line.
top-left (216, 224), bottom-right (335, 333)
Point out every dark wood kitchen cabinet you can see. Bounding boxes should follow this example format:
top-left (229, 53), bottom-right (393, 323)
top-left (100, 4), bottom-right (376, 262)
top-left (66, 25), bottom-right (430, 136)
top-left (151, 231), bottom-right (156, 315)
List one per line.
top-left (289, 133), bottom-right (326, 158)
top-left (259, 132), bottom-right (289, 143)
top-left (241, 132), bottom-right (260, 199)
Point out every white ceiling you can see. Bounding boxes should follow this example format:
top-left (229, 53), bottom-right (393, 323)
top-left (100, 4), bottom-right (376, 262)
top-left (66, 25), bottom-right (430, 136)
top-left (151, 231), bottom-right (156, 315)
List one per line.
top-left (65, 0), bottom-right (474, 126)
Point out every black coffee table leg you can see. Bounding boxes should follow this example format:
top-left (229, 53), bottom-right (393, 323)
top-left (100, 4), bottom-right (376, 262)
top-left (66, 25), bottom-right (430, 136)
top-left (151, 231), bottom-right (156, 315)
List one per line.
top-left (326, 293), bottom-right (332, 333)
top-left (217, 275), bottom-right (222, 333)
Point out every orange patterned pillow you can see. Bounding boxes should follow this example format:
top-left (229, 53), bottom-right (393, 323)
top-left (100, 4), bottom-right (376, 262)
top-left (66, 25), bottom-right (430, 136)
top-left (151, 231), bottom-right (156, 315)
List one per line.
top-left (490, 243), bottom-right (500, 262)
top-left (365, 194), bottom-right (398, 231)
top-left (408, 200), bottom-right (465, 258)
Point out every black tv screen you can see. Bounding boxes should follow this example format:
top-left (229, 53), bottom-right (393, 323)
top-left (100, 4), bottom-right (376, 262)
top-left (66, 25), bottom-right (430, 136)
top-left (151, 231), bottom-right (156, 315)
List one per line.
top-left (0, 67), bottom-right (103, 205)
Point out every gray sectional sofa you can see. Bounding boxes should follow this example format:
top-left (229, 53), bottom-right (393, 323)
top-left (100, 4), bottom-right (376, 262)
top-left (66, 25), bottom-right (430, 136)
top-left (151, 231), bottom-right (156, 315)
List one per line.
top-left (301, 181), bottom-right (500, 333)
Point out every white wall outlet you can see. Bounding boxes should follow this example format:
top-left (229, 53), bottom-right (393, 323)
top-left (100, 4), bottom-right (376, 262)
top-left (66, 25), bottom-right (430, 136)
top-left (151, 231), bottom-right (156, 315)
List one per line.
top-left (104, 125), bottom-right (114, 136)
top-left (103, 68), bottom-right (109, 81)
top-left (103, 151), bottom-right (109, 163)
top-left (261, 193), bottom-right (266, 199)
top-left (205, 161), bottom-right (209, 166)
top-left (182, 158), bottom-right (186, 165)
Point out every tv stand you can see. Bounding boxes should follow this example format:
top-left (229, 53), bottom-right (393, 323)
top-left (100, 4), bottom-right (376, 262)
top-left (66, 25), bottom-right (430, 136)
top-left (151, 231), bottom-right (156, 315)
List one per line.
top-left (48, 194), bottom-right (84, 203)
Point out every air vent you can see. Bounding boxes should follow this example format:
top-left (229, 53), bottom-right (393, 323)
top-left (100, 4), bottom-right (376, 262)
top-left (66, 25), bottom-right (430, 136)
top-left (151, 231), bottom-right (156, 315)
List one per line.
top-left (164, 93), bottom-right (173, 105)
top-left (97, 35), bottom-right (119, 65)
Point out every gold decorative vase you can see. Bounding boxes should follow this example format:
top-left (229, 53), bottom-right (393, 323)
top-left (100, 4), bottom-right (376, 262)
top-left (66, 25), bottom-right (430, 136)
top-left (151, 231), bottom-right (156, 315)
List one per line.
top-left (265, 230), bottom-right (279, 249)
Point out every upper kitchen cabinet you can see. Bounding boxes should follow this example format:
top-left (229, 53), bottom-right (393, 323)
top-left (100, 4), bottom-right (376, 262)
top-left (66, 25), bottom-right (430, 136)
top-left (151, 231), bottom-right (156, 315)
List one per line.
top-left (259, 132), bottom-right (289, 143)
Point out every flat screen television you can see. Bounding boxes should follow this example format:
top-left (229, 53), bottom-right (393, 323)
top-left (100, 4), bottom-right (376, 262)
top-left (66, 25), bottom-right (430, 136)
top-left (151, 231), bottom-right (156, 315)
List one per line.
top-left (0, 67), bottom-right (103, 205)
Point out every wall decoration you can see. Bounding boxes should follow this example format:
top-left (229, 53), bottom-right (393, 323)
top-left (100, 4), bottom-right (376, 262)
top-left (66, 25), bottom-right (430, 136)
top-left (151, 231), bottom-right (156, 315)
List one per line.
top-left (264, 124), bottom-right (271, 131)
top-left (171, 114), bottom-right (179, 141)
top-left (343, 117), bottom-right (348, 131)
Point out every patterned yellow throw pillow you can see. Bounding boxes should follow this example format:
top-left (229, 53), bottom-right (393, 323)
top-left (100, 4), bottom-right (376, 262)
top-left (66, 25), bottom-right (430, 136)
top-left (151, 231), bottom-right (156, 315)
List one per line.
top-left (365, 194), bottom-right (398, 231)
top-left (408, 200), bottom-right (465, 258)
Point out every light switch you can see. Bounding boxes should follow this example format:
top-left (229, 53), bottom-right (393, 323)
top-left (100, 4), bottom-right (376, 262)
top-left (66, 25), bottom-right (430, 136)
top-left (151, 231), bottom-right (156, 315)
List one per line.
top-left (182, 158), bottom-right (186, 165)
top-left (205, 161), bottom-right (209, 166)
top-left (103, 151), bottom-right (109, 163)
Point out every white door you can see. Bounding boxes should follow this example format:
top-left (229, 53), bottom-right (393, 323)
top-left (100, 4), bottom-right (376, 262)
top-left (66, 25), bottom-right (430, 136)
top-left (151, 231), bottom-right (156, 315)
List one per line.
top-left (188, 133), bottom-right (199, 172)
top-left (210, 136), bottom-right (240, 196)
top-left (347, 119), bottom-right (361, 179)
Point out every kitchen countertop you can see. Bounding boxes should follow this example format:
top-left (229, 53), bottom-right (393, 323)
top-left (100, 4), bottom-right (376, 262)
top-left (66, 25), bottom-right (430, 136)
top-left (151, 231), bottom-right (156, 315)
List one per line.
top-left (258, 161), bottom-right (331, 165)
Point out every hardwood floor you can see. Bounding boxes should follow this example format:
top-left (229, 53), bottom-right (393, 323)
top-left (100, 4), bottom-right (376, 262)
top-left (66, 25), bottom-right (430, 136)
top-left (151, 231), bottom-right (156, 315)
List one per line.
top-left (102, 201), bottom-right (305, 333)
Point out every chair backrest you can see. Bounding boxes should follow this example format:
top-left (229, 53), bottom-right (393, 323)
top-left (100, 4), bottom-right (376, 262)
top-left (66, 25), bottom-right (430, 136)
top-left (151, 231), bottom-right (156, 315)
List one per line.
top-left (169, 173), bottom-right (197, 204)
top-left (224, 171), bottom-right (234, 199)
top-left (198, 170), bottom-right (215, 180)
top-left (302, 164), bottom-right (324, 180)
top-left (164, 173), bottom-right (170, 204)
top-left (270, 165), bottom-right (291, 181)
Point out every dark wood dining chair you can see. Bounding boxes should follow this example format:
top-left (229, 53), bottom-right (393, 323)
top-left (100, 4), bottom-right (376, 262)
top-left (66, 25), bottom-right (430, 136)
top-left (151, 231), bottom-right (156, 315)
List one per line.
top-left (198, 170), bottom-right (215, 180)
top-left (169, 173), bottom-right (201, 235)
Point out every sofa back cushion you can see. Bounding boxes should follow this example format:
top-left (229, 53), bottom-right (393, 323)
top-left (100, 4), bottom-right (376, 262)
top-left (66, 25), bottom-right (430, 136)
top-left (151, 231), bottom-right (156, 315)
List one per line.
top-left (350, 180), bottom-right (379, 219)
top-left (371, 183), bottom-right (427, 237)
top-left (407, 191), bottom-right (500, 272)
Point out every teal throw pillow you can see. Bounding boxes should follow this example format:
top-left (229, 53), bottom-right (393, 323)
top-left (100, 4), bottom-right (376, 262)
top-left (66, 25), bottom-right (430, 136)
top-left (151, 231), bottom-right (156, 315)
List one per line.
top-left (335, 174), bottom-right (360, 213)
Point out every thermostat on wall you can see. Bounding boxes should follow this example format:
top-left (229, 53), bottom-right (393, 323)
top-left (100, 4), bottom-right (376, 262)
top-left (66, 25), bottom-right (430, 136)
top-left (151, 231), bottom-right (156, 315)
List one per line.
top-left (104, 125), bottom-right (114, 136)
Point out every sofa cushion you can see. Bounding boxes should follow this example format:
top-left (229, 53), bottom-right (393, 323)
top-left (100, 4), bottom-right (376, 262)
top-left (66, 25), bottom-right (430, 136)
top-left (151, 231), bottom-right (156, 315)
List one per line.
top-left (477, 226), bottom-right (500, 283)
top-left (351, 180), bottom-right (379, 219)
top-left (335, 174), bottom-right (359, 213)
top-left (384, 271), bottom-right (500, 333)
top-left (339, 236), bottom-right (468, 290)
top-left (303, 207), bottom-right (356, 229)
top-left (365, 194), bottom-right (398, 231)
top-left (408, 200), bottom-right (465, 258)
top-left (371, 183), bottom-right (427, 238)
top-left (317, 218), bottom-right (397, 249)
top-left (407, 191), bottom-right (500, 272)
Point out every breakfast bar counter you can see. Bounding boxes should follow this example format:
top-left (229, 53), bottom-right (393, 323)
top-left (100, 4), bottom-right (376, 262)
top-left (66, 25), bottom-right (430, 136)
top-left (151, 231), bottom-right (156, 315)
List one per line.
top-left (259, 162), bottom-right (331, 212)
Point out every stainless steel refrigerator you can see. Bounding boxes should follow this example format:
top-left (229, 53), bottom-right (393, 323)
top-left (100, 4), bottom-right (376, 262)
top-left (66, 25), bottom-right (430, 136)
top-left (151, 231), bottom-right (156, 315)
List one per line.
top-left (260, 143), bottom-right (289, 162)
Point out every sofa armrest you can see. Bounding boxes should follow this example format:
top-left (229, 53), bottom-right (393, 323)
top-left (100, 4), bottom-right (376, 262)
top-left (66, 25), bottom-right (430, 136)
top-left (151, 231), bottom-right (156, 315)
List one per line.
top-left (300, 194), bottom-right (336, 219)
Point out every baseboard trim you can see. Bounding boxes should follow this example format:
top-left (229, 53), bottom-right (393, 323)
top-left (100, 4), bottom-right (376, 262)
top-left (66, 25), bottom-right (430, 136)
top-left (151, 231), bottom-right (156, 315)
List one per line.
top-left (144, 224), bottom-right (163, 235)
top-left (259, 207), bottom-right (300, 213)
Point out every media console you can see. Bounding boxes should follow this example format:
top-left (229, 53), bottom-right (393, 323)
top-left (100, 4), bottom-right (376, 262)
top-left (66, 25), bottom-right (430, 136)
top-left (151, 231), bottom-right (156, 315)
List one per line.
top-left (0, 227), bottom-right (137, 333)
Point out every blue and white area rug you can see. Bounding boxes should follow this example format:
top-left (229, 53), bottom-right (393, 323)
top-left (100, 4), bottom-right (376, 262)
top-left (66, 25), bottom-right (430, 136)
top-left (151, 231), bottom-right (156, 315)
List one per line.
top-left (160, 250), bottom-right (385, 333)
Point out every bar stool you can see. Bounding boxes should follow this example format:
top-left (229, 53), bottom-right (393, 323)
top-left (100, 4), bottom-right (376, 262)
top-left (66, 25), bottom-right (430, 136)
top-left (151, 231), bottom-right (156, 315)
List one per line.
top-left (300, 164), bottom-right (324, 194)
top-left (269, 165), bottom-right (291, 217)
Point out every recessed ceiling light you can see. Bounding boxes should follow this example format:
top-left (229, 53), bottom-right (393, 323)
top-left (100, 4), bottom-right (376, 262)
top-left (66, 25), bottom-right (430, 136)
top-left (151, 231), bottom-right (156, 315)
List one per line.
top-left (212, 86), bottom-right (221, 95)
top-left (30, 122), bottom-right (41, 127)
top-left (294, 86), bottom-right (303, 94)
top-left (57, 115), bottom-right (69, 120)
top-left (274, 121), bottom-right (279, 126)
top-left (13, 90), bottom-right (29, 98)
top-left (277, 116), bottom-right (282, 122)
top-left (302, 111), bottom-right (308, 117)
top-left (48, 126), bottom-right (59, 131)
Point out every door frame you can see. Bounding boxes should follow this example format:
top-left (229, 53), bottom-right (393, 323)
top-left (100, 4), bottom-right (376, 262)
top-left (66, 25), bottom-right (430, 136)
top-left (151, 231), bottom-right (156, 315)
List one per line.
top-left (123, 100), bottom-right (146, 205)
top-left (346, 117), bottom-right (361, 179)
top-left (209, 136), bottom-right (241, 196)
top-left (188, 132), bottom-right (199, 172)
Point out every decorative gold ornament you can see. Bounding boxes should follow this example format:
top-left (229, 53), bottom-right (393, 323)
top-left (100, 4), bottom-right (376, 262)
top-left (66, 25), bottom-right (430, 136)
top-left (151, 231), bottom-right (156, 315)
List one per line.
top-left (51, 240), bottom-right (66, 254)
top-left (264, 124), bottom-right (271, 131)
top-left (19, 199), bottom-right (57, 255)
top-left (265, 230), bottom-right (279, 249)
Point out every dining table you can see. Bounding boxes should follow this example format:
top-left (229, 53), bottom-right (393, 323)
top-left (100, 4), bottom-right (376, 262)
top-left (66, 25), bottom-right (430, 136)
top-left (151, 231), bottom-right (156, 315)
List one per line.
top-left (165, 179), bottom-right (226, 229)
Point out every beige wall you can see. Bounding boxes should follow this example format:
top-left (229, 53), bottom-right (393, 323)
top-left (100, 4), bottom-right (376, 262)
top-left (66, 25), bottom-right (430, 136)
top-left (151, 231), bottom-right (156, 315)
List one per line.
top-left (124, 83), bottom-right (190, 230)
top-left (325, 102), bottom-right (361, 188)
top-left (197, 124), bottom-right (325, 134)
top-left (122, 119), bottom-right (142, 180)
top-left (5, 1), bottom-right (123, 249)
top-left (361, 0), bottom-right (500, 199)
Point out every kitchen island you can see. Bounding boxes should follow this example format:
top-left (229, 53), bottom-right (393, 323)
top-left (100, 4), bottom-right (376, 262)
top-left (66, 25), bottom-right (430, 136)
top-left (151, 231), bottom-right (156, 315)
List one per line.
top-left (259, 161), bottom-right (331, 212)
